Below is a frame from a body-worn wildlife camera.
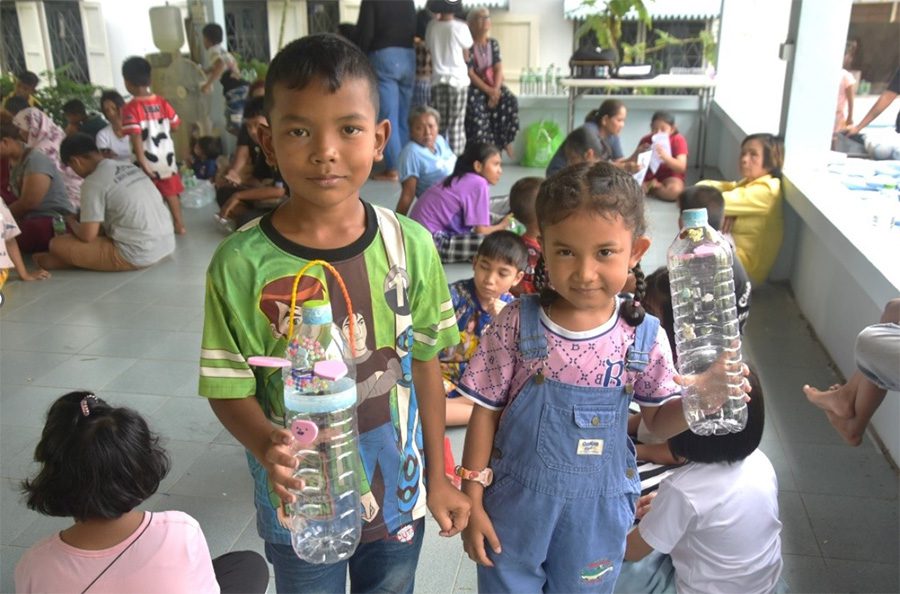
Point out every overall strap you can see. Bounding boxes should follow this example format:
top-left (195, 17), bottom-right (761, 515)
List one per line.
top-left (517, 295), bottom-right (547, 361)
top-left (625, 313), bottom-right (660, 373)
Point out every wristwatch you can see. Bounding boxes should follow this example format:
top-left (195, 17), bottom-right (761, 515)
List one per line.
top-left (454, 465), bottom-right (493, 487)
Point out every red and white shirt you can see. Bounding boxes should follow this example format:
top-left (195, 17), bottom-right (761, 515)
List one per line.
top-left (122, 95), bottom-right (180, 180)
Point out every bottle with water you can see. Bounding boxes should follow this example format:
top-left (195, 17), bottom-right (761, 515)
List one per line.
top-left (544, 64), bottom-right (555, 96)
top-left (283, 299), bottom-right (362, 564)
top-left (667, 208), bottom-right (747, 435)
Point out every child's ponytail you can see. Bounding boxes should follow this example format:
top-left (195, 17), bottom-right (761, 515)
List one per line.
top-left (442, 141), bottom-right (500, 188)
top-left (621, 262), bottom-right (647, 327)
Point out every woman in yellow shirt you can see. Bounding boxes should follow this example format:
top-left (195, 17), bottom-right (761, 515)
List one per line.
top-left (698, 133), bottom-right (784, 285)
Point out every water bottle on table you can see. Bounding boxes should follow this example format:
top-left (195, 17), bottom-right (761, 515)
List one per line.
top-left (667, 208), bottom-right (747, 435)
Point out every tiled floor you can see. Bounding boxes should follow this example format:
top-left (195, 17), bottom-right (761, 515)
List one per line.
top-left (1, 166), bottom-right (897, 593)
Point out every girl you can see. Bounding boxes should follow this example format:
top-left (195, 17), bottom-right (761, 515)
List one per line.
top-left (696, 133), bottom-right (784, 285)
top-left (552, 125), bottom-right (608, 173)
top-left (620, 368), bottom-right (785, 594)
top-left (191, 135), bottom-right (223, 180)
top-left (15, 391), bottom-right (269, 594)
top-left (458, 162), bottom-right (707, 593)
top-left (465, 7), bottom-right (520, 158)
top-left (629, 111), bottom-right (688, 202)
top-left (95, 90), bottom-right (133, 162)
top-left (12, 107), bottom-right (84, 208)
top-left (547, 99), bottom-right (628, 176)
top-left (408, 141), bottom-right (511, 263)
top-left (396, 105), bottom-right (456, 215)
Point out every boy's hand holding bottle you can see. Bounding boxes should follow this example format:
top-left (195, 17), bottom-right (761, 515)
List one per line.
top-left (261, 426), bottom-right (304, 503)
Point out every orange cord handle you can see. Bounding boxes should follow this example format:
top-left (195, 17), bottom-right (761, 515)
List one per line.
top-left (287, 260), bottom-right (356, 356)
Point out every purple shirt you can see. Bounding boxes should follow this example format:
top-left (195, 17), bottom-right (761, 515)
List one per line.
top-left (408, 172), bottom-right (490, 235)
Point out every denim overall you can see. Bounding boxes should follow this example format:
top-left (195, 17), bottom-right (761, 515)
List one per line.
top-left (478, 295), bottom-right (658, 593)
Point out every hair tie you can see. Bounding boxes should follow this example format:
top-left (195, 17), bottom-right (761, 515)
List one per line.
top-left (80, 394), bottom-right (97, 417)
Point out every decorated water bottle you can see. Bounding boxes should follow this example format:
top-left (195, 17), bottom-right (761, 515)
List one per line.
top-left (261, 260), bottom-right (362, 564)
top-left (667, 208), bottom-right (747, 435)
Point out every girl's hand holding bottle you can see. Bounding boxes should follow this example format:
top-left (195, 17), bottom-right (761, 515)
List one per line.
top-left (675, 357), bottom-right (752, 415)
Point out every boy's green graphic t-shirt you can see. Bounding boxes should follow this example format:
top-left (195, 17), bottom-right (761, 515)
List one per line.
top-left (200, 202), bottom-right (459, 543)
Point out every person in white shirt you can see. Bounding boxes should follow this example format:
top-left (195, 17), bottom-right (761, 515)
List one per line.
top-left (425, 0), bottom-right (473, 156)
top-left (618, 368), bottom-right (786, 594)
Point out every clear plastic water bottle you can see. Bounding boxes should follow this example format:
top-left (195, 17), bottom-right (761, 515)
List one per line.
top-left (544, 64), bottom-right (555, 96)
top-left (667, 208), bottom-right (747, 436)
top-left (283, 299), bottom-right (362, 564)
top-left (554, 65), bottom-right (564, 95)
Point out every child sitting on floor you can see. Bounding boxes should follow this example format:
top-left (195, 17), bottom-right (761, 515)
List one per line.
top-left (441, 230), bottom-right (526, 426)
top-left (15, 391), bottom-right (269, 593)
top-left (191, 135), bottom-right (223, 181)
top-left (408, 140), bottom-right (511, 263)
top-left (628, 111), bottom-right (688, 202)
top-left (0, 199), bottom-right (50, 284)
top-left (619, 367), bottom-right (784, 594)
top-left (507, 176), bottom-right (542, 296)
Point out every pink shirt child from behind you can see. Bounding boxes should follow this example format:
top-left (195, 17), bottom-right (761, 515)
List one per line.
top-left (15, 511), bottom-right (220, 594)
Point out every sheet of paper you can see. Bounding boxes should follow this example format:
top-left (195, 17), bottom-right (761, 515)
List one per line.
top-left (633, 150), bottom-right (652, 184)
top-left (648, 132), bottom-right (670, 174)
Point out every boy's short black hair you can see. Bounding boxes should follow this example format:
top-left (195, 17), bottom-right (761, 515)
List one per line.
top-left (509, 176), bottom-right (543, 227)
top-left (202, 23), bottom-right (224, 45)
top-left (17, 70), bottom-right (39, 88)
top-left (62, 99), bottom-right (87, 117)
top-left (668, 366), bottom-right (765, 464)
top-left (22, 391), bottom-right (170, 521)
top-left (476, 230), bottom-right (528, 271)
top-left (243, 95), bottom-right (266, 120)
top-left (122, 56), bottom-right (152, 87)
top-left (426, 0), bottom-right (460, 15)
top-left (60, 133), bottom-right (100, 164)
top-left (678, 185), bottom-right (725, 231)
top-left (99, 89), bottom-right (125, 110)
top-left (264, 33), bottom-right (379, 118)
top-left (196, 135), bottom-right (223, 160)
top-left (3, 95), bottom-right (29, 116)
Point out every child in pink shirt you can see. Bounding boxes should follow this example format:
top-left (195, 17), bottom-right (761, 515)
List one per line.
top-left (15, 391), bottom-right (268, 594)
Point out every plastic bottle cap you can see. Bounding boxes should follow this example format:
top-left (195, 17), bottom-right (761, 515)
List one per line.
top-left (302, 300), bottom-right (332, 325)
top-left (681, 208), bottom-right (708, 228)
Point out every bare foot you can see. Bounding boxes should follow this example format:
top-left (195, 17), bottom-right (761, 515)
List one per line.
top-left (824, 410), bottom-right (863, 446)
top-left (803, 383), bottom-right (854, 418)
top-left (504, 144), bottom-right (514, 158)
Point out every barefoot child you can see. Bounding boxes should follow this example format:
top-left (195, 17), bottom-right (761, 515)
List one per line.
top-left (441, 231), bottom-right (526, 426)
top-left (458, 162), bottom-right (735, 592)
top-left (199, 33), bottom-right (469, 592)
top-left (0, 200), bottom-right (50, 283)
top-left (804, 298), bottom-right (900, 446)
top-left (121, 56), bottom-right (187, 234)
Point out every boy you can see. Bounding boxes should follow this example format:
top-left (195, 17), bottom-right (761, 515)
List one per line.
top-left (441, 230), bottom-right (525, 426)
top-left (216, 96), bottom-right (286, 227)
top-left (507, 176), bottom-right (542, 296)
top-left (678, 185), bottom-right (751, 330)
top-left (120, 56), bottom-right (186, 234)
top-left (200, 23), bottom-right (249, 135)
top-left (3, 71), bottom-right (40, 108)
top-left (62, 99), bottom-right (107, 137)
top-left (34, 133), bottom-right (174, 272)
top-left (199, 33), bottom-right (469, 592)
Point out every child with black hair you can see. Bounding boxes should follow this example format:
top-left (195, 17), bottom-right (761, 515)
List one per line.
top-left (199, 33), bottom-right (469, 593)
top-left (62, 99), bottom-right (108, 138)
top-left (121, 56), bottom-right (186, 234)
top-left (216, 97), bottom-right (286, 228)
top-left (507, 175), bottom-right (542, 296)
top-left (459, 162), bottom-right (711, 593)
top-left (628, 110), bottom-right (688, 202)
top-left (3, 70), bottom-right (40, 108)
top-left (95, 90), bottom-right (132, 161)
top-left (620, 367), bottom-right (784, 594)
top-left (408, 140), bottom-right (511, 263)
top-left (15, 391), bottom-right (269, 593)
top-left (696, 133), bottom-right (784, 285)
top-left (191, 135), bottom-right (223, 180)
top-left (441, 230), bottom-right (526, 426)
top-left (200, 23), bottom-right (250, 135)
top-left (548, 125), bottom-right (609, 176)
